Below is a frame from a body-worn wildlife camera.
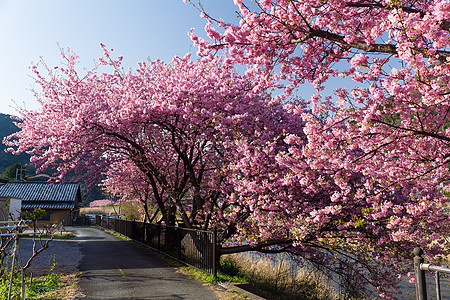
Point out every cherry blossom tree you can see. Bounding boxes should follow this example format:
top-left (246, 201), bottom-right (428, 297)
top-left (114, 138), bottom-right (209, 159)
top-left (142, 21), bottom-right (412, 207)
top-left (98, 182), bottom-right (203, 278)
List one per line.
top-left (4, 0), bottom-right (450, 291)
top-left (4, 45), bottom-right (303, 251)
top-left (190, 0), bottom-right (450, 187)
top-left (187, 0), bottom-right (450, 296)
top-left (102, 160), bottom-right (162, 223)
top-left (89, 199), bottom-right (116, 208)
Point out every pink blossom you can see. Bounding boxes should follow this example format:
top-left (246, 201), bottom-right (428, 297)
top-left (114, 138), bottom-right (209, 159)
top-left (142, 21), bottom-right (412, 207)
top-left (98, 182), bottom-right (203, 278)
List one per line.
top-left (350, 53), bottom-right (369, 66)
top-left (89, 199), bottom-right (115, 207)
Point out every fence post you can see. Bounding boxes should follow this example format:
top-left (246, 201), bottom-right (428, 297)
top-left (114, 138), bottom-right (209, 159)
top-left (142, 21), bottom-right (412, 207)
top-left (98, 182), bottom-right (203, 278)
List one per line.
top-left (157, 224), bottom-right (161, 249)
top-left (212, 228), bottom-right (218, 280)
top-left (144, 222), bottom-right (147, 243)
top-left (177, 227), bottom-right (181, 260)
top-left (414, 247), bottom-right (427, 300)
top-left (436, 271), bottom-right (441, 300)
top-left (131, 220), bottom-right (136, 239)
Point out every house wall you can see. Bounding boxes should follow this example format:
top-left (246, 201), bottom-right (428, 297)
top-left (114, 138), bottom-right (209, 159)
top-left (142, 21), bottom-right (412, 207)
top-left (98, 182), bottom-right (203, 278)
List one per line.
top-left (0, 197), bottom-right (22, 221)
top-left (36, 209), bottom-right (72, 227)
top-left (51, 210), bottom-right (71, 224)
top-left (0, 198), bottom-right (7, 221)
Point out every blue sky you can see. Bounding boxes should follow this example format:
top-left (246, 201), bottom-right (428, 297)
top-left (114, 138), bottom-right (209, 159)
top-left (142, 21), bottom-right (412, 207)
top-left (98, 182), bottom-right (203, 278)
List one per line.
top-left (0, 0), bottom-right (358, 118)
top-left (0, 0), bottom-right (240, 116)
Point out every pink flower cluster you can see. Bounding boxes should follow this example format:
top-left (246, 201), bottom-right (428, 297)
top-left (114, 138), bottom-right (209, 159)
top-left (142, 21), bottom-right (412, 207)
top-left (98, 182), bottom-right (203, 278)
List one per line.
top-left (5, 0), bottom-right (450, 296)
top-left (187, 0), bottom-right (450, 296)
top-left (89, 199), bottom-right (115, 208)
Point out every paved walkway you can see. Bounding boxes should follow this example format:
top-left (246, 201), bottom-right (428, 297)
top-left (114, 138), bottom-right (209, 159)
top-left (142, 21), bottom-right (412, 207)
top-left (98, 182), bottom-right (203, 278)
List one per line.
top-left (71, 227), bottom-right (219, 300)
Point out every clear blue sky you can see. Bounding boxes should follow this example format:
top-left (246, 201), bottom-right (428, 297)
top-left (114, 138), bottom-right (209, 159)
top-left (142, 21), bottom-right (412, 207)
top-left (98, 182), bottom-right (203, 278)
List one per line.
top-left (0, 0), bottom-right (354, 117)
top-left (0, 0), bottom-right (240, 116)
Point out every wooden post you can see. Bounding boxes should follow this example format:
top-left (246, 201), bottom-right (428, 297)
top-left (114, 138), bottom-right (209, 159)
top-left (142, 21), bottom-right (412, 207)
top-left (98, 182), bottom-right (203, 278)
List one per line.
top-left (414, 247), bottom-right (427, 300)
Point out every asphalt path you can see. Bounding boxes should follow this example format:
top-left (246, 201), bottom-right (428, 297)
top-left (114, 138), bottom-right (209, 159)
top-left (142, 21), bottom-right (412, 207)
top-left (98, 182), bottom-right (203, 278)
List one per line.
top-left (72, 227), bottom-right (219, 300)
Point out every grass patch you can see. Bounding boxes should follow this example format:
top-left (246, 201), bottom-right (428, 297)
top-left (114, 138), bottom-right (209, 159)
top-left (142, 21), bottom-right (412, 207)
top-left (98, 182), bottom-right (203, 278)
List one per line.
top-left (24, 233), bottom-right (76, 240)
top-left (28, 272), bottom-right (80, 300)
top-left (26, 271), bottom-right (60, 299)
top-left (180, 265), bottom-right (216, 283)
top-left (0, 259), bottom-right (79, 300)
top-left (105, 229), bottom-right (132, 241)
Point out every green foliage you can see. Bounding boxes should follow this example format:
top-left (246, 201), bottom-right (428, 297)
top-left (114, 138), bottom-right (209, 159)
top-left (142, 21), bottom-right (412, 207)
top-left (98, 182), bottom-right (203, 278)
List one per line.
top-left (27, 260), bottom-right (59, 299)
top-left (2, 163), bottom-right (26, 181)
top-left (220, 257), bottom-right (245, 280)
top-left (178, 257), bottom-right (246, 284)
top-left (0, 265), bottom-right (21, 299)
top-left (106, 230), bottom-right (132, 241)
top-left (0, 257), bottom-right (60, 299)
top-left (29, 208), bottom-right (46, 220)
top-left (78, 178), bottom-right (105, 204)
top-left (22, 208), bottom-right (46, 231)
top-left (21, 208), bottom-right (47, 224)
top-left (180, 265), bottom-right (217, 283)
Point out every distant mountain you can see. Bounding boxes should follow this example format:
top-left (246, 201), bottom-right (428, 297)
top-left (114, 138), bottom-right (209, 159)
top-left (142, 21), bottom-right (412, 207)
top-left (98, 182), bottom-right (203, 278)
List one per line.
top-left (0, 113), bottom-right (32, 174)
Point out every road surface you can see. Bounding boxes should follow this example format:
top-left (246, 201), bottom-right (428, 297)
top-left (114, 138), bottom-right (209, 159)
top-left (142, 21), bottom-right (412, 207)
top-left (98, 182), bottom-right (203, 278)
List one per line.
top-left (72, 227), bottom-right (219, 300)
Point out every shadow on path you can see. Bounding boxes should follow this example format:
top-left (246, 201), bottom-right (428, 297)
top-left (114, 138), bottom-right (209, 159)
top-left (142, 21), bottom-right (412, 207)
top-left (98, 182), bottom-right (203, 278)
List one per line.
top-left (74, 227), bottom-right (219, 300)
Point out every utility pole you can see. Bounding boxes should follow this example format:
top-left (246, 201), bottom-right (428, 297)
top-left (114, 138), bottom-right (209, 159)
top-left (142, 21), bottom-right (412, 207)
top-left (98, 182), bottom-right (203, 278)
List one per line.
top-left (15, 165), bottom-right (26, 181)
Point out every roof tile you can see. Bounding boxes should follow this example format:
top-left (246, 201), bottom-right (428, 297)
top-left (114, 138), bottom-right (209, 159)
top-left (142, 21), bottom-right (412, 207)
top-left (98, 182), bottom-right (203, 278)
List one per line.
top-left (0, 182), bottom-right (80, 205)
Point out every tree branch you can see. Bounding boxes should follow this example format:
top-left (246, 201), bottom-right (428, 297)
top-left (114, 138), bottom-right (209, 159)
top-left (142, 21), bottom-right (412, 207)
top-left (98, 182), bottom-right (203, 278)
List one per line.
top-left (371, 118), bottom-right (450, 142)
top-left (220, 239), bottom-right (293, 255)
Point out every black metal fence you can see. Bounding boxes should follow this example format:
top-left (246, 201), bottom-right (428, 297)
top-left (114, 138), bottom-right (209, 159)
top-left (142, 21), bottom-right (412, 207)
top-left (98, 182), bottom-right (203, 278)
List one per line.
top-left (96, 216), bottom-right (218, 277)
top-left (414, 247), bottom-right (450, 300)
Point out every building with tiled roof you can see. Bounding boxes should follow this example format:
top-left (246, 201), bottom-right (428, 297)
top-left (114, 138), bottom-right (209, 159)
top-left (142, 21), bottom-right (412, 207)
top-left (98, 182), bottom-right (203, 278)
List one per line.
top-left (0, 180), bottom-right (81, 225)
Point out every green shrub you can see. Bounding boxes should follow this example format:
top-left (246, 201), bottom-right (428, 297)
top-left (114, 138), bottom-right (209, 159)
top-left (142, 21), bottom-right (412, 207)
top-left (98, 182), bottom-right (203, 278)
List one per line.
top-left (0, 258), bottom-right (60, 299)
top-left (220, 256), bottom-right (242, 277)
top-left (0, 263), bottom-right (24, 299)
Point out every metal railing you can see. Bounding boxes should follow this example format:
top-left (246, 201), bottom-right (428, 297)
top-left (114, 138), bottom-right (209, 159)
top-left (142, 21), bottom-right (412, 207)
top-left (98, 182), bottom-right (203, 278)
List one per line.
top-left (414, 247), bottom-right (450, 300)
top-left (96, 216), bottom-right (218, 277)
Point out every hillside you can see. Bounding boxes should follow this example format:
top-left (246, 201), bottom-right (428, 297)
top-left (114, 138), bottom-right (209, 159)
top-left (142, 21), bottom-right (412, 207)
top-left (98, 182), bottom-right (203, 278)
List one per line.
top-left (0, 113), bottom-right (104, 203)
top-left (0, 113), bottom-right (32, 174)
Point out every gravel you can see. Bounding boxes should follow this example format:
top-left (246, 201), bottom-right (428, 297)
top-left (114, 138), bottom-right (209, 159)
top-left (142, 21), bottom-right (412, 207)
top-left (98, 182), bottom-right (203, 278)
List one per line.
top-left (4, 230), bottom-right (83, 275)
